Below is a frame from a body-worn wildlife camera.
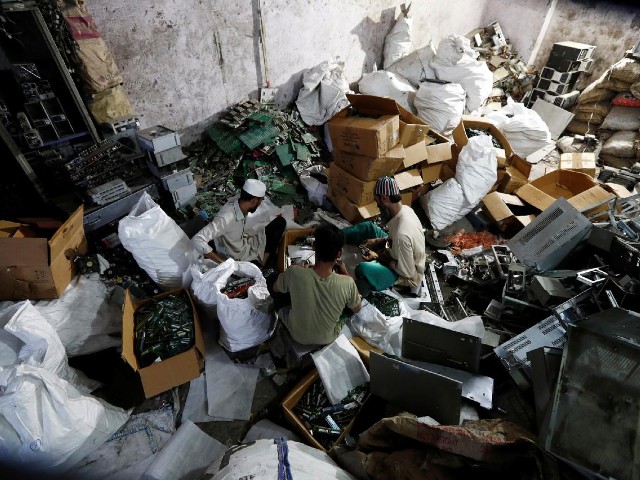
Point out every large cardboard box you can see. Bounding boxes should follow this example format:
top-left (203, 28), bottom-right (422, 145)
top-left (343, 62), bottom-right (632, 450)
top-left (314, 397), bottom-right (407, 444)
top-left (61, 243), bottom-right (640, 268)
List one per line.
top-left (327, 95), bottom-right (401, 157)
top-left (122, 289), bottom-right (205, 398)
top-left (333, 145), bottom-right (404, 181)
top-left (328, 163), bottom-right (377, 206)
top-left (559, 152), bottom-right (597, 177)
top-left (277, 228), bottom-right (316, 273)
top-left (0, 206), bottom-right (86, 300)
top-left (327, 189), bottom-right (379, 225)
top-left (515, 170), bottom-right (614, 213)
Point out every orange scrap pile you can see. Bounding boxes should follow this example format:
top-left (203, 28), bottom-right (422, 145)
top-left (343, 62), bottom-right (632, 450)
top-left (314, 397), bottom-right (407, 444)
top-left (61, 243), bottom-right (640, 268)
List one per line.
top-left (446, 231), bottom-right (505, 255)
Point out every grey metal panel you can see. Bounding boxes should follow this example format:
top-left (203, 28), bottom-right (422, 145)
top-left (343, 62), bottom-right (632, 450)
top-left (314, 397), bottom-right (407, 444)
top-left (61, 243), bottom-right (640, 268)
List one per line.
top-left (541, 308), bottom-right (640, 480)
top-left (370, 352), bottom-right (462, 425)
top-left (402, 358), bottom-right (494, 409)
top-left (83, 183), bottom-right (158, 232)
top-left (402, 318), bottom-right (482, 373)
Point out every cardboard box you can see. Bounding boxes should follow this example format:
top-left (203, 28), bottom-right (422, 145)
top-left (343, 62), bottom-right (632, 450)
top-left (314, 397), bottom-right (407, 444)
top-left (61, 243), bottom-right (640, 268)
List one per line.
top-left (328, 163), bottom-right (377, 206)
top-left (482, 192), bottom-right (536, 233)
top-left (327, 95), bottom-right (401, 157)
top-left (0, 206), bottom-right (86, 300)
top-left (559, 152), bottom-right (597, 177)
top-left (277, 227), bottom-right (316, 272)
top-left (122, 289), bottom-right (205, 398)
top-left (421, 163), bottom-right (443, 183)
top-left (282, 368), bottom-right (362, 454)
top-left (332, 145), bottom-right (404, 181)
top-left (452, 116), bottom-right (514, 158)
top-left (515, 170), bottom-right (614, 213)
top-left (501, 155), bottom-right (532, 194)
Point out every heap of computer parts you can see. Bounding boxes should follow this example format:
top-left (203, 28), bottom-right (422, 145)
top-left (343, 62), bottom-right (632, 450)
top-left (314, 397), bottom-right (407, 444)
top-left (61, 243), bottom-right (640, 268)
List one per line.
top-left (63, 139), bottom-right (143, 191)
top-left (86, 178), bottom-right (131, 205)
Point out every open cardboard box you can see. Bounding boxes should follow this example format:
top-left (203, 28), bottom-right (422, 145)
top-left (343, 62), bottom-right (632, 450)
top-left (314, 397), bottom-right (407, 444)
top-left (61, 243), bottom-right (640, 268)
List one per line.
top-left (482, 192), bottom-right (536, 234)
top-left (282, 368), bottom-right (365, 454)
top-left (452, 116), bottom-right (514, 158)
top-left (122, 289), bottom-right (205, 398)
top-left (327, 95), bottom-right (401, 158)
top-left (327, 188), bottom-right (412, 225)
top-left (277, 227), bottom-right (316, 272)
top-left (515, 169), bottom-right (614, 214)
top-left (0, 206), bottom-right (86, 300)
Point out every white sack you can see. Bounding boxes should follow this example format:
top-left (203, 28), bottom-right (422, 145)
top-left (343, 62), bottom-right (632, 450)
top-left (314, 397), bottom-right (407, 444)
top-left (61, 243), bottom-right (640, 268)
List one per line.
top-left (189, 259), bottom-right (221, 323)
top-left (358, 70), bottom-right (416, 113)
top-left (296, 61), bottom-right (350, 126)
top-left (299, 165), bottom-right (329, 207)
top-left (211, 259), bottom-right (272, 352)
top-left (118, 193), bottom-right (195, 290)
top-left (349, 290), bottom-right (407, 356)
top-left (414, 81), bottom-right (465, 137)
top-left (0, 364), bottom-right (129, 473)
top-left (383, 11), bottom-right (413, 69)
top-left (387, 42), bottom-right (437, 87)
top-left (485, 99), bottom-right (552, 157)
top-left (406, 311), bottom-right (485, 338)
top-left (311, 334), bottom-right (370, 405)
top-left (600, 106), bottom-right (640, 131)
top-left (0, 301), bottom-right (98, 392)
top-left (431, 35), bottom-right (492, 113)
top-left (420, 178), bottom-right (474, 231)
top-left (206, 439), bottom-right (354, 480)
top-left (601, 130), bottom-right (638, 157)
top-left (455, 135), bottom-right (498, 204)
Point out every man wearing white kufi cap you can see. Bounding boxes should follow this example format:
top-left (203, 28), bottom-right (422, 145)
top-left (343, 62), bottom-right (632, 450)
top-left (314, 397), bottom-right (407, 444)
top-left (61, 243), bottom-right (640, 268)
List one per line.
top-left (192, 179), bottom-right (286, 266)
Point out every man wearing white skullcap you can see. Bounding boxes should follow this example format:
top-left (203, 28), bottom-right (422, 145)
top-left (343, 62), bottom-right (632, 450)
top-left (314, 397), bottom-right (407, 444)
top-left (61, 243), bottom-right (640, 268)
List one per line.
top-left (192, 179), bottom-right (286, 266)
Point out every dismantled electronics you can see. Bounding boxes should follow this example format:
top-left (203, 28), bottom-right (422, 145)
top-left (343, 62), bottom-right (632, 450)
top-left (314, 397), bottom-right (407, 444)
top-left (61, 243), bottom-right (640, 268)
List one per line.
top-left (366, 291), bottom-right (400, 317)
top-left (134, 293), bottom-right (195, 368)
top-left (292, 378), bottom-right (368, 450)
top-left (222, 275), bottom-right (255, 299)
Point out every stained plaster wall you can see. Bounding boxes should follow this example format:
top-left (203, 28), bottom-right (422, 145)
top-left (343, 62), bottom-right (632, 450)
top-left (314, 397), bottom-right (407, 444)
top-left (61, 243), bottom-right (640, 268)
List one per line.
top-left (533, 0), bottom-right (640, 90)
top-left (88, 0), bottom-right (492, 142)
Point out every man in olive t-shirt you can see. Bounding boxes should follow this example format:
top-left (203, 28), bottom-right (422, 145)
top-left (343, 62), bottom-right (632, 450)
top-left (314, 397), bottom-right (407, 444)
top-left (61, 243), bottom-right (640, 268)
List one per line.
top-left (273, 224), bottom-right (362, 345)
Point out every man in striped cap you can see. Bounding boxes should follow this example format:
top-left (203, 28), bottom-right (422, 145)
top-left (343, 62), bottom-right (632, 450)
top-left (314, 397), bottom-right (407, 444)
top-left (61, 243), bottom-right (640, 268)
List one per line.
top-left (343, 176), bottom-right (426, 296)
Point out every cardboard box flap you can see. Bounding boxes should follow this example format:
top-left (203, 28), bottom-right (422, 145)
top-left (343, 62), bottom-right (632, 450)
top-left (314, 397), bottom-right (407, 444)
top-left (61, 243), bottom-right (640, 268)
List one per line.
top-left (138, 348), bottom-right (202, 398)
top-left (399, 123), bottom-right (429, 148)
top-left (605, 182), bottom-right (634, 198)
top-left (453, 117), bottom-right (514, 157)
top-left (529, 170), bottom-right (596, 197)
top-left (122, 289), bottom-right (139, 370)
top-left (49, 206), bottom-right (85, 261)
top-left (357, 202), bottom-right (380, 218)
top-left (402, 141), bottom-right (427, 168)
top-left (425, 142), bottom-right (453, 165)
top-left (515, 183), bottom-right (556, 211)
top-left (385, 144), bottom-right (406, 160)
top-left (346, 94), bottom-right (400, 116)
top-left (568, 186), bottom-right (614, 212)
top-left (395, 169), bottom-right (423, 190)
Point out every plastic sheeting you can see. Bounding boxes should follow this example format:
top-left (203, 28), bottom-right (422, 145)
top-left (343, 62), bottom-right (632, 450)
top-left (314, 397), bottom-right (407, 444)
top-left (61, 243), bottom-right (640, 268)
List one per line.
top-left (296, 61), bottom-right (350, 126)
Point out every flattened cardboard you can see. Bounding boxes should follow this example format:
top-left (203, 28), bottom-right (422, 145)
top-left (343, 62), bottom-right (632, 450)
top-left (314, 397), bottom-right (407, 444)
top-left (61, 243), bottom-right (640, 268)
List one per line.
top-left (277, 227), bottom-right (316, 272)
top-left (0, 206), bottom-right (86, 300)
top-left (559, 152), bottom-right (597, 177)
top-left (333, 145), bottom-right (404, 181)
top-left (122, 289), bottom-right (205, 398)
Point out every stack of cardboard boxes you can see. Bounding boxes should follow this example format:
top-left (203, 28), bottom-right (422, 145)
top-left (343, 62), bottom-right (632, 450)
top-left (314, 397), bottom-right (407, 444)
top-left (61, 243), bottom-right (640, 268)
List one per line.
top-left (326, 95), bottom-right (453, 223)
top-left (529, 41), bottom-right (596, 109)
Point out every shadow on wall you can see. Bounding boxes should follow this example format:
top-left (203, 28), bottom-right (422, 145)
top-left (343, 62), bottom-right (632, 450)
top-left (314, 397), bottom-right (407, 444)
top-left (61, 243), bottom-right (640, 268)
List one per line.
top-left (351, 8), bottom-right (397, 77)
top-left (275, 68), bottom-right (308, 110)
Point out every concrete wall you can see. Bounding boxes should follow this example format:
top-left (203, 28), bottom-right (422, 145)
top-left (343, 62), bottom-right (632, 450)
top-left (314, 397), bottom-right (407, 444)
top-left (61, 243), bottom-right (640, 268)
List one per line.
top-left (533, 0), bottom-right (640, 89)
top-left (88, 0), bottom-right (491, 142)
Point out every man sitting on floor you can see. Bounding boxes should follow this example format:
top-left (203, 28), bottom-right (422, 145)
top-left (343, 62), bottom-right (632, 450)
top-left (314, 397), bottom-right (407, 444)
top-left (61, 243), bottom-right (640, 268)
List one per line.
top-left (343, 176), bottom-right (426, 296)
top-left (192, 179), bottom-right (286, 267)
top-left (272, 224), bottom-right (362, 345)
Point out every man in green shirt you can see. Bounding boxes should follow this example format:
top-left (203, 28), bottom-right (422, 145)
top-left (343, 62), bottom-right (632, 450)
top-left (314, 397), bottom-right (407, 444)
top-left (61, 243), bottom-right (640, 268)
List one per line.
top-left (273, 224), bottom-right (362, 345)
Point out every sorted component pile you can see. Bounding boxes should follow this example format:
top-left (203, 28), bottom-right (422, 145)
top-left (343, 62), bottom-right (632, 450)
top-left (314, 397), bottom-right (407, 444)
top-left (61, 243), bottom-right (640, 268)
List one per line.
top-left (135, 293), bottom-right (195, 368)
